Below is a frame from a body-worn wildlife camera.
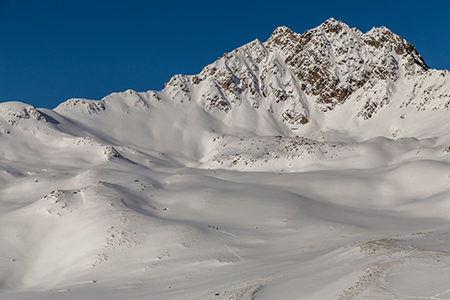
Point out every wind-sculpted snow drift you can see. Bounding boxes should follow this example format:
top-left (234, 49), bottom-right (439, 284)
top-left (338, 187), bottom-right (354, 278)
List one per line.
top-left (1, 19), bottom-right (450, 299)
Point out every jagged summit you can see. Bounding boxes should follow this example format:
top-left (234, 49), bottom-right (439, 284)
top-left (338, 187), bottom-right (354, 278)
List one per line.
top-left (157, 18), bottom-right (449, 137)
top-left (364, 25), bottom-right (428, 69)
top-left (266, 19), bottom-right (429, 110)
top-left (269, 19), bottom-right (428, 71)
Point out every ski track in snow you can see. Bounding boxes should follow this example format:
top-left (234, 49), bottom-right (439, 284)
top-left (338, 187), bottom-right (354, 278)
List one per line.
top-left (218, 229), bottom-right (236, 237)
top-left (396, 288), bottom-right (450, 300)
top-left (224, 244), bottom-right (245, 263)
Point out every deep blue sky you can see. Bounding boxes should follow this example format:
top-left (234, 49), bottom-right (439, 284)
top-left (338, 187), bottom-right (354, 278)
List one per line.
top-left (1, 0), bottom-right (449, 109)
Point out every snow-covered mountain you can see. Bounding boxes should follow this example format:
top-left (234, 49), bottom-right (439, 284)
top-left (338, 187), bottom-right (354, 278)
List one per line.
top-left (2, 18), bottom-right (450, 299)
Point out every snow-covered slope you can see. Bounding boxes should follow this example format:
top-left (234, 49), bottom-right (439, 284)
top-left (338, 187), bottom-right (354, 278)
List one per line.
top-left (2, 19), bottom-right (450, 299)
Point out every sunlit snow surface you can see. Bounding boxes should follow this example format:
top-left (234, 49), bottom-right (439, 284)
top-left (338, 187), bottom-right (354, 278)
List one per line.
top-left (2, 21), bottom-right (450, 299)
top-left (2, 95), bottom-right (450, 300)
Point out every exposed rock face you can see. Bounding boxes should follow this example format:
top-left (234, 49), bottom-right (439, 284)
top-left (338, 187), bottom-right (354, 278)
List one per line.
top-left (163, 37), bottom-right (310, 126)
top-left (266, 18), bottom-right (429, 111)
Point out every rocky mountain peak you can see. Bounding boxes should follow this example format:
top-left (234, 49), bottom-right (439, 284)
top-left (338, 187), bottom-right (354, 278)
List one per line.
top-left (158, 19), bottom-right (448, 133)
top-left (318, 17), bottom-right (347, 34)
top-left (364, 26), bottom-right (429, 71)
top-left (266, 19), bottom-right (430, 111)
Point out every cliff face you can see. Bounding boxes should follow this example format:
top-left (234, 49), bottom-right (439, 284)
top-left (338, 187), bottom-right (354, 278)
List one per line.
top-left (266, 19), bottom-right (429, 110)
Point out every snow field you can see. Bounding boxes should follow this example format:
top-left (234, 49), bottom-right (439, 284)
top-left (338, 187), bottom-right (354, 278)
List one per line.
top-left (3, 19), bottom-right (450, 299)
